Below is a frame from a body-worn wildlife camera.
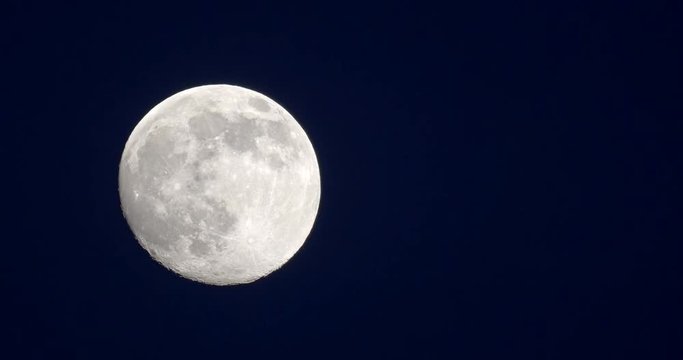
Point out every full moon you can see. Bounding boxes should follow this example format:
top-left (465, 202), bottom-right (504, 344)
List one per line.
top-left (119, 85), bottom-right (321, 285)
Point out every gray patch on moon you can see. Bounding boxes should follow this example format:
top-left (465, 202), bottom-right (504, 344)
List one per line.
top-left (187, 158), bottom-right (217, 192)
top-left (194, 197), bottom-right (238, 235)
top-left (134, 194), bottom-right (238, 254)
top-left (267, 154), bottom-right (287, 169)
top-left (189, 112), bottom-right (231, 140)
top-left (125, 196), bottom-right (182, 251)
top-left (264, 120), bottom-right (292, 145)
top-left (186, 107), bottom-right (300, 171)
top-left (221, 116), bottom-right (261, 152)
top-left (136, 125), bottom-right (188, 182)
top-left (189, 238), bottom-right (212, 256)
top-left (248, 97), bottom-right (270, 112)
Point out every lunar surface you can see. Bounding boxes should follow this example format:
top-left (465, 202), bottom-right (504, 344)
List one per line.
top-left (119, 85), bottom-right (320, 285)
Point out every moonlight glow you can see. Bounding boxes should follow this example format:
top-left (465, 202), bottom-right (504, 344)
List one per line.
top-left (119, 85), bottom-right (321, 285)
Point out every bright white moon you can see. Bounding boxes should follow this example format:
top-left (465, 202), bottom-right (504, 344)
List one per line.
top-left (119, 85), bottom-right (321, 285)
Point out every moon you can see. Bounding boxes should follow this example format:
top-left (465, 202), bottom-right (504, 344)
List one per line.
top-left (118, 85), bottom-right (321, 285)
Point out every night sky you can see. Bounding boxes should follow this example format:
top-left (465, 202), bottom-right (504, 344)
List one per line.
top-left (3, 1), bottom-right (683, 358)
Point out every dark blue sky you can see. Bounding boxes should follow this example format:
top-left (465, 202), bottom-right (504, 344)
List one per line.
top-left (3, 1), bottom-right (682, 358)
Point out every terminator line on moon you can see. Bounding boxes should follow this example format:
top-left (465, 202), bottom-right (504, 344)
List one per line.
top-left (119, 85), bottom-right (321, 285)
